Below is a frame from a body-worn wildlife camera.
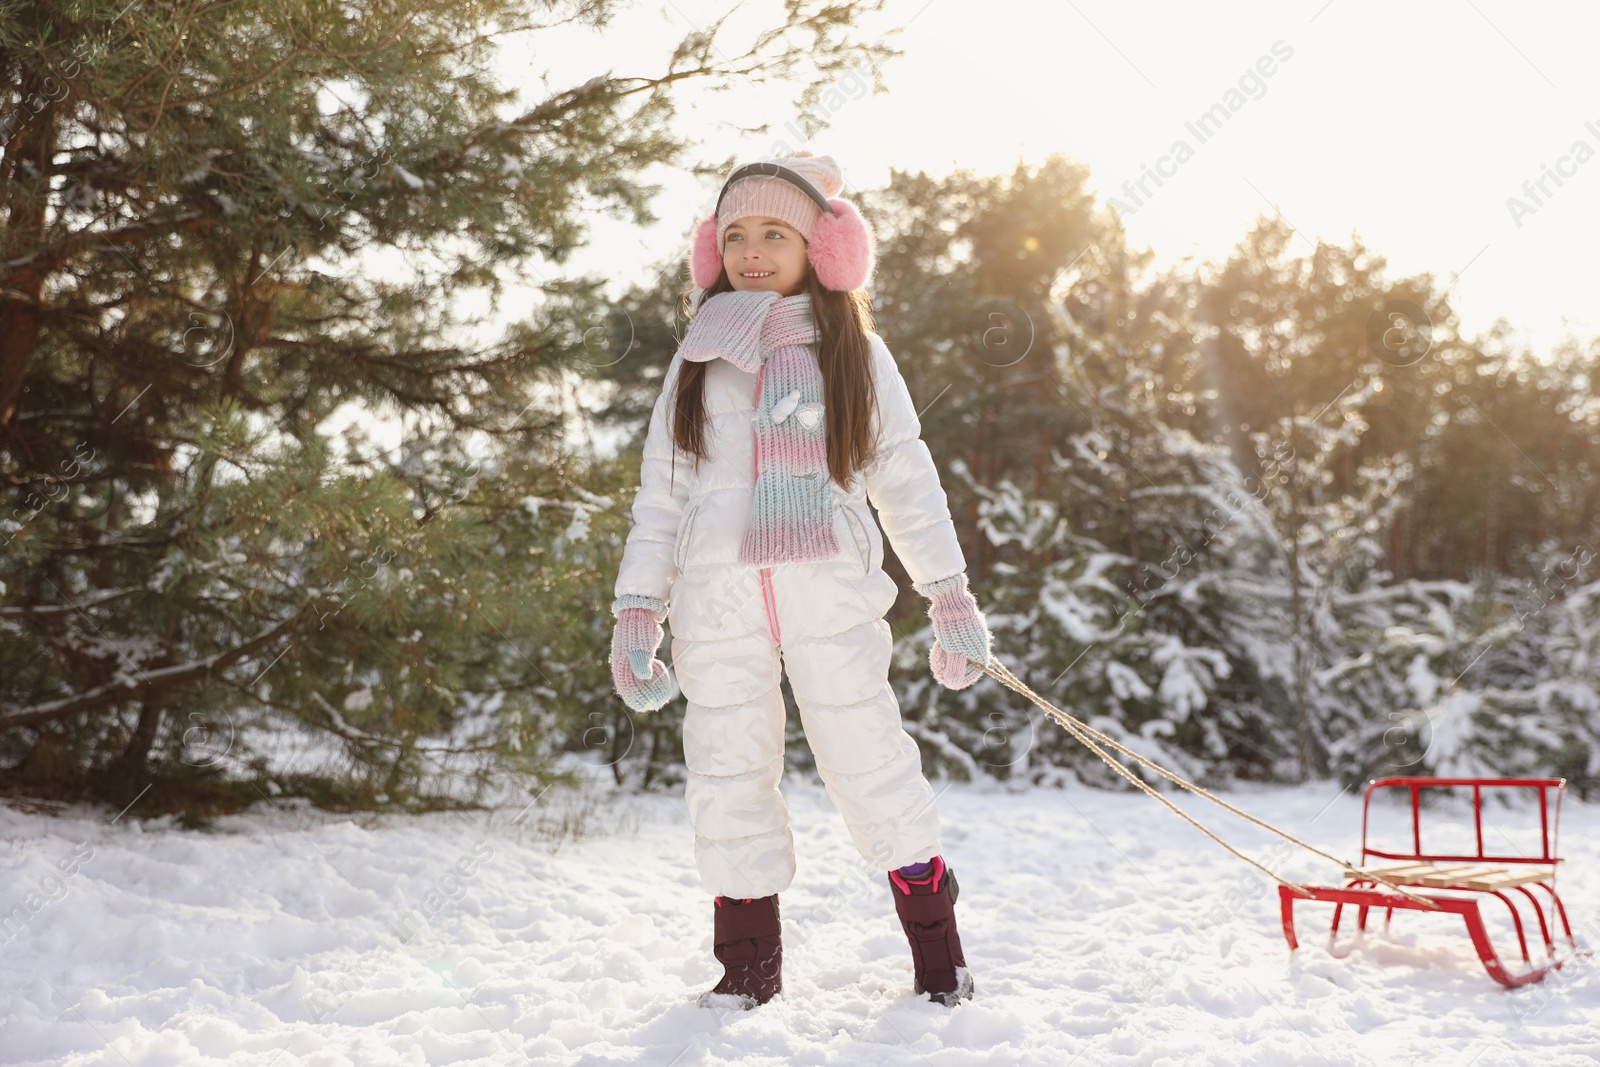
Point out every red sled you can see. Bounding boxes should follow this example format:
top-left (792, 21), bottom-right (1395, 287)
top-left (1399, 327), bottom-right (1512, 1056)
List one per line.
top-left (1278, 776), bottom-right (1584, 987)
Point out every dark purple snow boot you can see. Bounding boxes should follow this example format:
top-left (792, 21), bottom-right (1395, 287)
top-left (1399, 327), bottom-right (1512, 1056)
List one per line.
top-left (888, 855), bottom-right (974, 1006)
top-left (697, 893), bottom-right (782, 1009)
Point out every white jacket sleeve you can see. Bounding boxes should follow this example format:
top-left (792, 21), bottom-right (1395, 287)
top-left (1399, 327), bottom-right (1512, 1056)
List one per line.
top-left (613, 352), bottom-right (693, 606)
top-left (862, 333), bottom-right (969, 588)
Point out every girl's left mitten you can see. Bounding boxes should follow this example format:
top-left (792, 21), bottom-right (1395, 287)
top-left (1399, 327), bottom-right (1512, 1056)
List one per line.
top-left (610, 595), bottom-right (675, 712)
top-left (912, 571), bottom-right (992, 691)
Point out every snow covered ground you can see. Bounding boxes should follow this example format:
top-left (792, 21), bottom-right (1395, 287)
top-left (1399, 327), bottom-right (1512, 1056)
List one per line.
top-left (2, 773), bottom-right (1595, 1066)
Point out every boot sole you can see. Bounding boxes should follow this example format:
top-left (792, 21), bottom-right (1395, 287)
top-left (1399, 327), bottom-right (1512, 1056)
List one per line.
top-left (697, 990), bottom-right (767, 1010)
top-left (920, 966), bottom-right (975, 1006)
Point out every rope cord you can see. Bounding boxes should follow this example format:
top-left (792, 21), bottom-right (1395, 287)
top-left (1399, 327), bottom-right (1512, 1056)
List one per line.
top-left (975, 655), bottom-right (1443, 911)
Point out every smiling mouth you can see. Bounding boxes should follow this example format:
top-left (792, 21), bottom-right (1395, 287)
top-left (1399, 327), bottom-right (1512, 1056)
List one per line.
top-left (741, 271), bottom-right (774, 278)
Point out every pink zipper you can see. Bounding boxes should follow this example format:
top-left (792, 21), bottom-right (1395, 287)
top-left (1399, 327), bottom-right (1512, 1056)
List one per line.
top-left (753, 363), bottom-right (782, 649)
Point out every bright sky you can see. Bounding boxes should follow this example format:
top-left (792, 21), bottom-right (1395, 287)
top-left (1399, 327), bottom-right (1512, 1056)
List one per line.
top-left (485, 0), bottom-right (1599, 363)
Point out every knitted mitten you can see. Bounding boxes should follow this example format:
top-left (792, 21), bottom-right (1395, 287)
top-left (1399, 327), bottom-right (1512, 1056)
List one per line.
top-left (610, 594), bottom-right (674, 712)
top-left (911, 572), bottom-right (992, 691)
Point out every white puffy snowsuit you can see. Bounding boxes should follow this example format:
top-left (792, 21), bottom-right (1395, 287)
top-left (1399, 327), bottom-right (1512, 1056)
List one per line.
top-left (613, 328), bottom-right (970, 900)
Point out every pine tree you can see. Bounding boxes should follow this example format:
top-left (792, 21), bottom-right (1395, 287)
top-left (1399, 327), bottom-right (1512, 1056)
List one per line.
top-left (0, 0), bottom-right (899, 813)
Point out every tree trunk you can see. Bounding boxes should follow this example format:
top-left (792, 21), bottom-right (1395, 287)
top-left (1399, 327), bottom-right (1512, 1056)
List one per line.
top-left (1287, 479), bottom-right (1311, 782)
top-left (1389, 506), bottom-right (1406, 581)
top-left (382, 734), bottom-right (417, 801)
top-left (109, 692), bottom-right (167, 796)
top-left (641, 722), bottom-right (661, 791)
top-left (0, 52), bottom-right (56, 428)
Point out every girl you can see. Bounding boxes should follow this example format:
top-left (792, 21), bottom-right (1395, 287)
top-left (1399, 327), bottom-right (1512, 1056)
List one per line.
top-left (608, 150), bottom-right (993, 1010)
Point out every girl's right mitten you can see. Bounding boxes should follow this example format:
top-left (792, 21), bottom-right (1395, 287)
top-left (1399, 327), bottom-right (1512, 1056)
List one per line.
top-left (610, 595), bottom-right (675, 712)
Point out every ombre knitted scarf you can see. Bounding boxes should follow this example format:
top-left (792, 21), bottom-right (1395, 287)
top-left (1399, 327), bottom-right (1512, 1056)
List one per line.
top-left (678, 288), bottom-right (840, 566)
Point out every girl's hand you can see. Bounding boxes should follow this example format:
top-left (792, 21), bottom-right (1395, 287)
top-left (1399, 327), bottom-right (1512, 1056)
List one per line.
top-left (912, 572), bottom-right (992, 691)
top-left (610, 595), bottom-right (675, 711)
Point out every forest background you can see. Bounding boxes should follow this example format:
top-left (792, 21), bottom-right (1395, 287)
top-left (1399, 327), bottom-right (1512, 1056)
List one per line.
top-left (4, 0), bottom-right (1597, 818)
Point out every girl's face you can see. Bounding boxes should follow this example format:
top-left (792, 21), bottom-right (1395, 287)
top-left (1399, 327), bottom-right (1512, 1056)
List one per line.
top-left (723, 216), bottom-right (808, 297)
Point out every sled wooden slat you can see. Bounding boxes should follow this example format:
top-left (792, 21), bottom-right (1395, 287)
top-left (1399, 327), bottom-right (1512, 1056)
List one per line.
top-left (1341, 862), bottom-right (1560, 890)
top-left (1412, 864), bottom-right (1508, 887)
top-left (1461, 866), bottom-right (1556, 891)
top-left (1282, 777), bottom-right (1582, 987)
top-left (1341, 862), bottom-right (1437, 880)
top-left (1341, 862), bottom-right (1481, 884)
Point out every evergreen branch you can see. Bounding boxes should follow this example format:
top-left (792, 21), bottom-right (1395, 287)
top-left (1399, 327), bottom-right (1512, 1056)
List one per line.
top-left (0, 600), bottom-right (315, 730)
top-left (306, 690), bottom-right (409, 749)
top-left (259, 335), bottom-right (542, 383)
top-left (192, 0), bottom-right (253, 17)
top-left (292, 0), bottom-right (442, 62)
top-left (305, 690), bottom-right (499, 754)
top-left (434, 1), bottom-right (891, 167)
top-left (18, 532), bottom-right (177, 551)
top-left (119, 1), bottom-right (450, 115)
top-left (0, 586), bottom-right (143, 617)
top-left (215, 683), bottom-right (504, 757)
top-left (0, 287), bottom-right (45, 307)
top-left (115, 43), bottom-right (323, 117)
top-left (0, 208), bottom-right (213, 273)
top-left (117, 0), bottom-right (217, 110)
top-left (404, 13), bottom-right (596, 62)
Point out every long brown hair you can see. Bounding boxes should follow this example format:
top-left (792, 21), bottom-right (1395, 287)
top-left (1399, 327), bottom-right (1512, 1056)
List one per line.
top-left (669, 259), bottom-right (880, 489)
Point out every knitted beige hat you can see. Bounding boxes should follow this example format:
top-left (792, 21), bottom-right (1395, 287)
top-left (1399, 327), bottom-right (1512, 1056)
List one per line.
top-left (689, 149), bottom-right (876, 291)
top-left (715, 150), bottom-right (846, 249)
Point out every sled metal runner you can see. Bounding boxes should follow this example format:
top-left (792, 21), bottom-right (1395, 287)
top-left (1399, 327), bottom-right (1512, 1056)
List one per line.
top-left (1276, 776), bottom-right (1581, 987)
